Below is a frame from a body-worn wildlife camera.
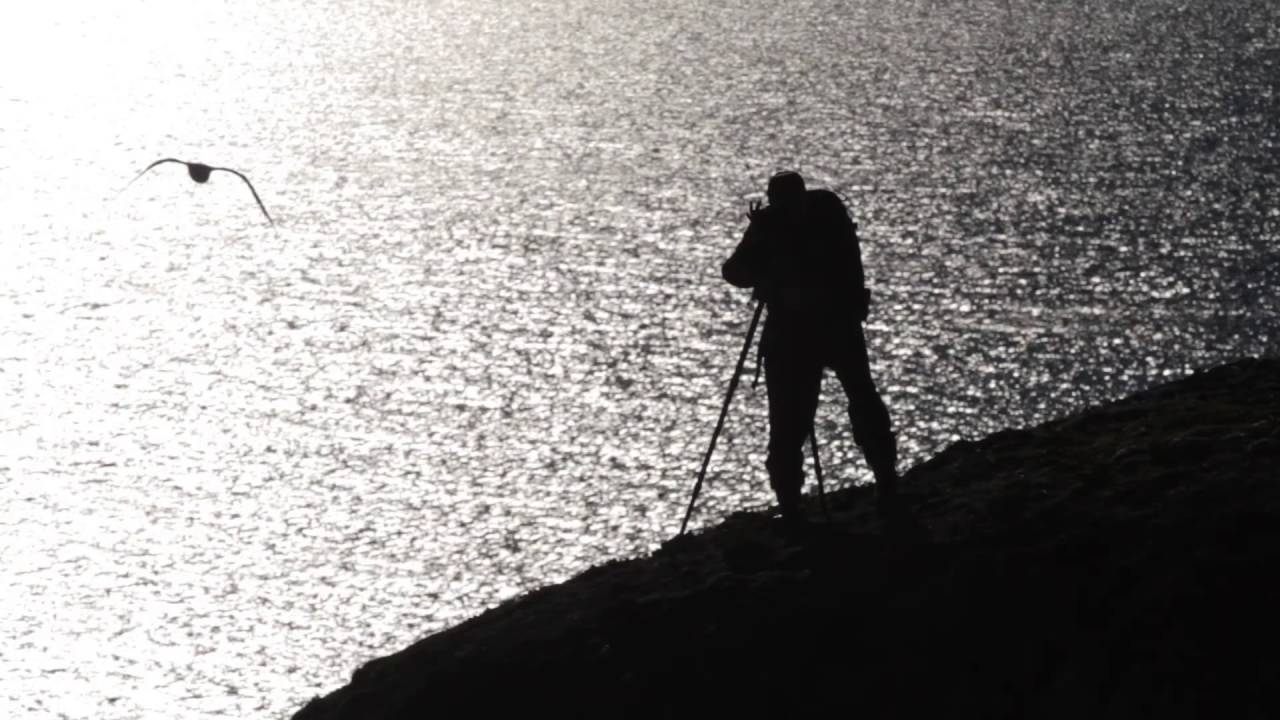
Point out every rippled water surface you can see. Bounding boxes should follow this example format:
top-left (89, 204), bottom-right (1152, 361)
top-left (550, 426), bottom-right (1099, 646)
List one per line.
top-left (2, 0), bottom-right (1277, 716)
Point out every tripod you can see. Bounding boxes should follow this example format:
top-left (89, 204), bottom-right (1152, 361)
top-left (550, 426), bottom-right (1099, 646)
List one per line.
top-left (679, 300), bottom-right (763, 536)
top-left (679, 300), bottom-right (828, 535)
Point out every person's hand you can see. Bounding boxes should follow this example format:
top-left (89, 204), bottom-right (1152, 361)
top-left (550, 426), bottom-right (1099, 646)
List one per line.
top-left (752, 283), bottom-right (777, 304)
top-left (745, 199), bottom-right (764, 222)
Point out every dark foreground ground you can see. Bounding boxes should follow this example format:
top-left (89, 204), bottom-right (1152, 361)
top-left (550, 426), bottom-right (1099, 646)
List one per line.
top-left (293, 357), bottom-right (1280, 719)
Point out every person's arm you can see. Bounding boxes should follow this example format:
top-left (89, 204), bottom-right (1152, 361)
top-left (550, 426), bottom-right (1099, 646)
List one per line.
top-left (722, 201), bottom-right (772, 290)
top-left (722, 225), bottom-right (765, 288)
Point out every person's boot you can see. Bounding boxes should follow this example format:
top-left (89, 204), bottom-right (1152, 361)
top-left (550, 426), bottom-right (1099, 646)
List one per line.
top-left (873, 466), bottom-right (903, 527)
top-left (772, 481), bottom-right (808, 532)
top-left (868, 435), bottom-right (922, 539)
top-left (868, 433), bottom-right (900, 507)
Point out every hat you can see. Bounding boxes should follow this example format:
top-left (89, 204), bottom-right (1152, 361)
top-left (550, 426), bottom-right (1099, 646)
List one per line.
top-left (767, 171), bottom-right (806, 204)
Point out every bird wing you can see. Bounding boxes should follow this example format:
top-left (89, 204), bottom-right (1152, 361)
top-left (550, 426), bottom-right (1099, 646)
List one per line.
top-left (125, 158), bottom-right (187, 189)
top-left (212, 166), bottom-right (275, 226)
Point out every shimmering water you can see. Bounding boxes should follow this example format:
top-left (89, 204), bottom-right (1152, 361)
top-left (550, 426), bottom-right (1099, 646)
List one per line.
top-left (2, 0), bottom-right (1277, 716)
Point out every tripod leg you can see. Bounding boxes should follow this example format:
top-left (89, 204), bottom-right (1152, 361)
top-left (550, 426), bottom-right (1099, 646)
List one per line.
top-left (809, 429), bottom-right (829, 521)
top-left (679, 300), bottom-right (765, 535)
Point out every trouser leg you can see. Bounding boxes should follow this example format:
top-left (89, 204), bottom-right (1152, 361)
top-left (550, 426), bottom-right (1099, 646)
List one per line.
top-left (764, 349), bottom-right (822, 519)
top-left (831, 327), bottom-right (899, 497)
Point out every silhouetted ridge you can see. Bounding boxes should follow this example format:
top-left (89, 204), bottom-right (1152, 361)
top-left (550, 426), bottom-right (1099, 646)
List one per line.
top-left (293, 357), bottom-right (1280, 720)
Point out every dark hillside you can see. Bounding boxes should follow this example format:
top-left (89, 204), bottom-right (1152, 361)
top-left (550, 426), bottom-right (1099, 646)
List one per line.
top-left (293, 358), bottom-right (1280, 719)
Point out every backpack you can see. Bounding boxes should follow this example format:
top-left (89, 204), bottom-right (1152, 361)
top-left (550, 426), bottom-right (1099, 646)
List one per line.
top-left (789, 189), bottom-right (870, 322)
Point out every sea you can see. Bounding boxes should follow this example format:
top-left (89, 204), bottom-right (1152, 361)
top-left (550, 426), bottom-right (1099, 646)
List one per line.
top-left (1, 0), bottom-right (1276, 716)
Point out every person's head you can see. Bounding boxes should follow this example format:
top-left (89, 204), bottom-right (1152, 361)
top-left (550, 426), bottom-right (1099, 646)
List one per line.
top-left (766, 171), bottom-right (806, 214)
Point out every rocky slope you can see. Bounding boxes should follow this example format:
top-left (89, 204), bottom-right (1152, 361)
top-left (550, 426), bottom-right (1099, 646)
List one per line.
top-left (292, 357), bottom-right (1280, 719)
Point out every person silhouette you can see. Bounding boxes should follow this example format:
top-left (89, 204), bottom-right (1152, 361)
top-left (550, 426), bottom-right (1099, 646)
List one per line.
top-left (722, 170), bottom-right (901, 526)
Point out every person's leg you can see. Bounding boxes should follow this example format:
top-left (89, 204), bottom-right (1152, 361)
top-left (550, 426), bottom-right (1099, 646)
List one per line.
top-left (831, 327), bottom-right (900, 499)
top-left (765, 347), bottom-right (823, 523)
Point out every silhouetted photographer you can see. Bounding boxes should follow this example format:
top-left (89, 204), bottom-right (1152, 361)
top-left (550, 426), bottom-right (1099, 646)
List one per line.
top-left (722, 171), bottom-right (902, 527)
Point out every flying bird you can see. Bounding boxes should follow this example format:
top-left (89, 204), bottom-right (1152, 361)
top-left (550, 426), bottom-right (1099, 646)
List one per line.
top-left (127, 158), bottom-right (274, 225)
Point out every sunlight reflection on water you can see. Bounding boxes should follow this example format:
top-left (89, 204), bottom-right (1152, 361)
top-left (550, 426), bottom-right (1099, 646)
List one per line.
top-left (1, 0), bottom-right (1277, 717)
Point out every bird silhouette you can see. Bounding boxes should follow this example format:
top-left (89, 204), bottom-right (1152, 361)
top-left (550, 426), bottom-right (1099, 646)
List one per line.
top-left (127, 158), bottom-right (274, 225)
